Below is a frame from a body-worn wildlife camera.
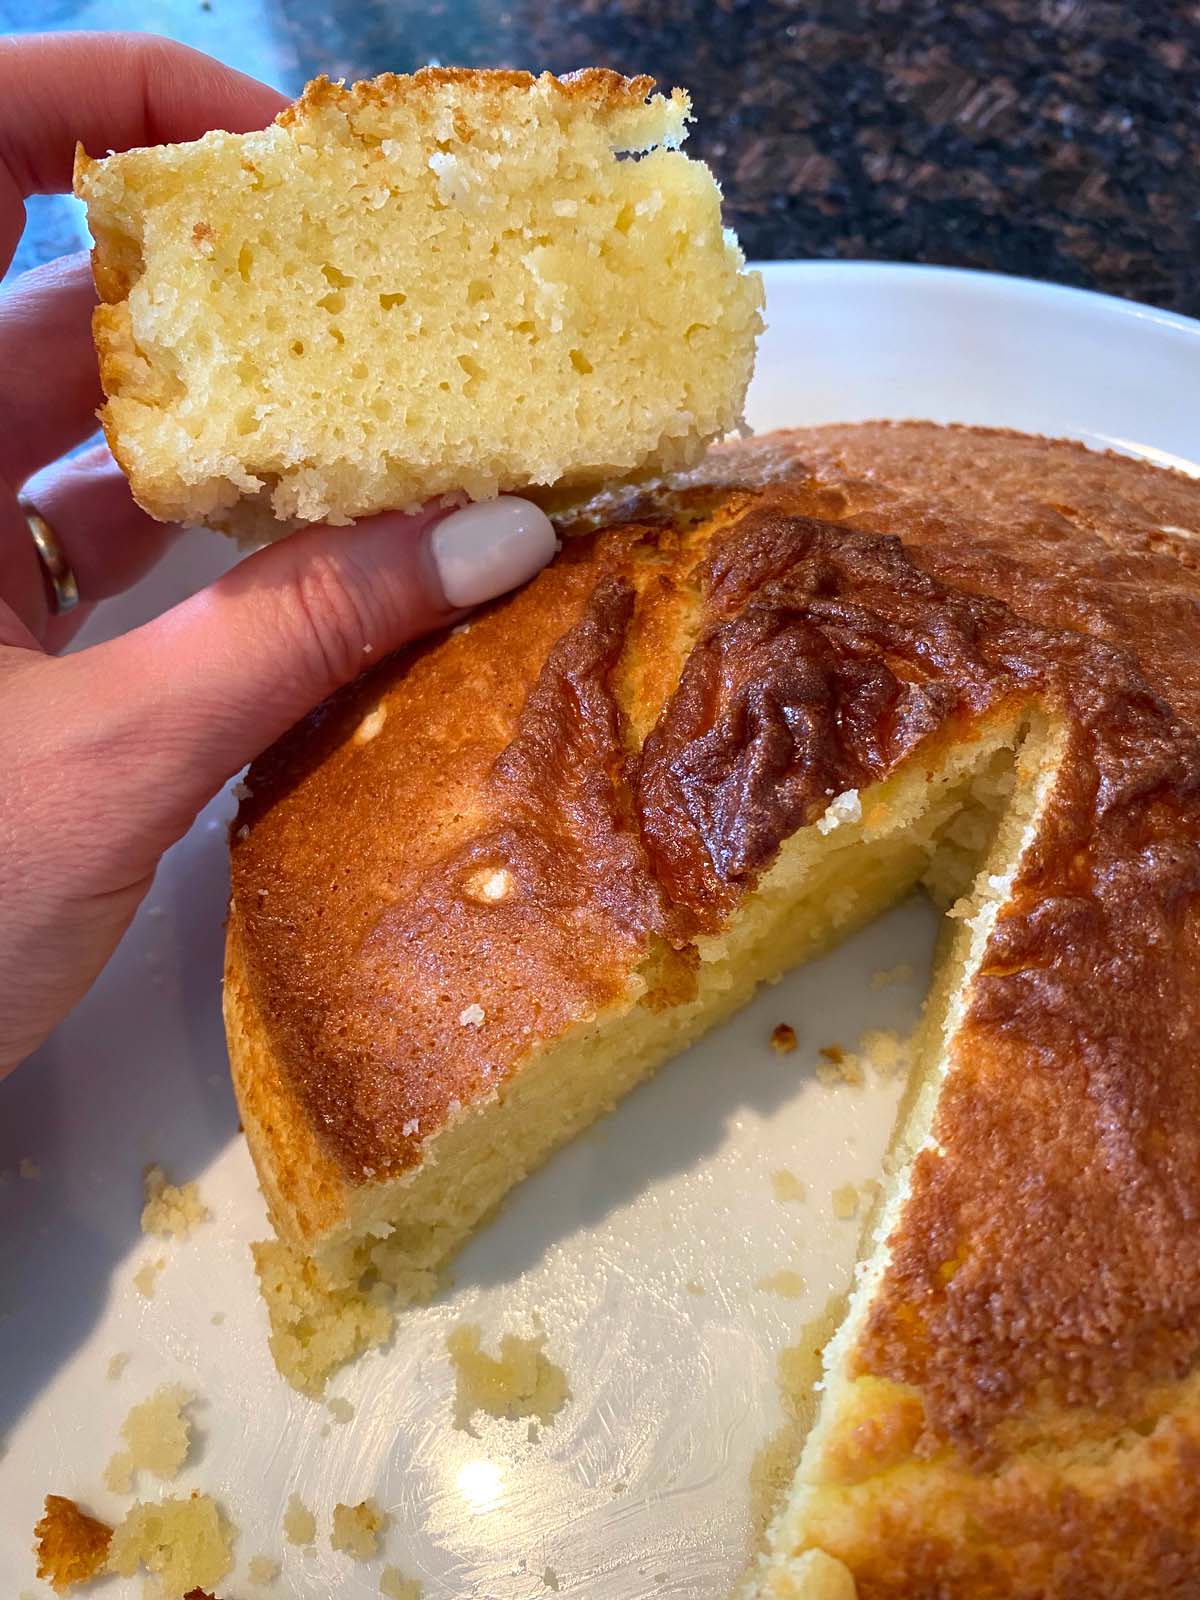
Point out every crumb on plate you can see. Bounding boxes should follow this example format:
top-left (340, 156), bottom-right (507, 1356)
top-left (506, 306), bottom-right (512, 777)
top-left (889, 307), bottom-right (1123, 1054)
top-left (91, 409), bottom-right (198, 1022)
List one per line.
top-left (331, 1498), bottom-right (388, 1559)
top-left (869, 962), bottom-right (914, 990)
top-left (769, 1169), bottom-right (806, 1204)
top-left (756, 1269), bottom-right (807, 1298)
top-left (282, 1493), bottom-right (316, 1546)
top-left (104, 1384), bottom-right (193, 1493)
top-left (34, 1494), bottom-right (112, 1594)
top-left (141, 1164), bottom-right (211, 1239)
top-left (248, 1552), bottom-right (280, 1585)
top-left (380, 1567), bottom-right (423, 1599)
top-left (447, 1323), bottom-right (570, 1434)
top-left (107, 1491), bottom-right (235, 1595)
top-left (133, 1257), bottom-right (167, 1298)
top-left (770, 1023), bottom-right (797, 1055)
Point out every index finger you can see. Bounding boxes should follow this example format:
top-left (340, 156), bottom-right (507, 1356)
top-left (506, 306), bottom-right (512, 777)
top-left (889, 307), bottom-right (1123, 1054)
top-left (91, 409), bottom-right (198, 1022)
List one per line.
top-left (0, 31), bottom-right (287, 263)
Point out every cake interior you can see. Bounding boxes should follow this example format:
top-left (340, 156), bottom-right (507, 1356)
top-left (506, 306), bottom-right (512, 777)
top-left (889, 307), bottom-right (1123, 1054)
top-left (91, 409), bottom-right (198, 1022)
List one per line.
top-left (77, 72), bottom-right (763, 539)
top-left (252, 694), bottom-right (1061, 1407)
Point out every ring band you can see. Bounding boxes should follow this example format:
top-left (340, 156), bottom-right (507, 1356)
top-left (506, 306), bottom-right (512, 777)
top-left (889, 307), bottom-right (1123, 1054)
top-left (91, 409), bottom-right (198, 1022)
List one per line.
top-left (20, 500), bottom-right (79, 615)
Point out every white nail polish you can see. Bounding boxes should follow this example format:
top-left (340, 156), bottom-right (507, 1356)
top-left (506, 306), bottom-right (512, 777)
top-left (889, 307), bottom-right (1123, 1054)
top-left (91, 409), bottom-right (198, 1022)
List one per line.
top-left (429, 497), bottom-right (558, 608)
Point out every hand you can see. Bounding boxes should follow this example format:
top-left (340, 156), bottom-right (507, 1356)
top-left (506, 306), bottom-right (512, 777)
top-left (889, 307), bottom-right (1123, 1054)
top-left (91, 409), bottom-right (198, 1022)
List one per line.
top-left (0, 32), bottom-right (556, 1076)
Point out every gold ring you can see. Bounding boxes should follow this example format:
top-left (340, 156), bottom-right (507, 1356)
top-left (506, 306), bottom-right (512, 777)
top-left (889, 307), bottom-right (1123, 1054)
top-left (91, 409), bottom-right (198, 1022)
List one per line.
top-left (20, 500), bottom-right (79, 615)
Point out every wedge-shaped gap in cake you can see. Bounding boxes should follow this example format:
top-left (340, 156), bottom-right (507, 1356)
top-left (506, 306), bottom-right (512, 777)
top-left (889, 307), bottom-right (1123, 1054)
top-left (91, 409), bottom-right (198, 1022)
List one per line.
top-left (745, 707), bottom-right (1069, 1596)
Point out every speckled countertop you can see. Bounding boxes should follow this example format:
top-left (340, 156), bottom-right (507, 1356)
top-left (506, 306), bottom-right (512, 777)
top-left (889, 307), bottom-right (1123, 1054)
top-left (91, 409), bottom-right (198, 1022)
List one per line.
top-left (4, 0), bottom-right (1199, 315)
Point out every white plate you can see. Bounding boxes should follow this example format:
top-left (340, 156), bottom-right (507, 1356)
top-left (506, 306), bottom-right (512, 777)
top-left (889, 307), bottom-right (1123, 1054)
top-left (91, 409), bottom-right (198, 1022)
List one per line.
top-left (3, 263), bottom-right (1199, 1599)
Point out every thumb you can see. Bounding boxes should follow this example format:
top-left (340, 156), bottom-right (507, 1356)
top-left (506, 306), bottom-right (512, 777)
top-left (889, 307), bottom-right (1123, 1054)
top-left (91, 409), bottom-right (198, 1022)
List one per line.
top-left (80, 495), bottom-right (557, 828)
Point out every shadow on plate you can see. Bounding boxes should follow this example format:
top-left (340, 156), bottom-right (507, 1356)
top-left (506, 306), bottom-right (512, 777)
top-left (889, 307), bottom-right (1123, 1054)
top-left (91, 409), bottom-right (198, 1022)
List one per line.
top-left (0, 797), bottom-right (238, 1438)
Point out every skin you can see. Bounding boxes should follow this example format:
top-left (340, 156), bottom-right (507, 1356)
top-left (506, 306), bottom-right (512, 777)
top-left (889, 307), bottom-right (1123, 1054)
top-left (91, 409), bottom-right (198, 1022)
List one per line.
top-left (0, 34), bottom-right (544, 1075)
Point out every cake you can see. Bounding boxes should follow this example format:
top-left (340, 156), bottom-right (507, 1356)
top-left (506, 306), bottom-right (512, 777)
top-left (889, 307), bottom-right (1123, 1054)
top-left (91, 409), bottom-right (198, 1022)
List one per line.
top-left (33, 1496), bottom-right (112, 1594)
top-left (74, 68), bottom-right (763, 543)
top-left (224, 422), bottom-right (1200, 1592)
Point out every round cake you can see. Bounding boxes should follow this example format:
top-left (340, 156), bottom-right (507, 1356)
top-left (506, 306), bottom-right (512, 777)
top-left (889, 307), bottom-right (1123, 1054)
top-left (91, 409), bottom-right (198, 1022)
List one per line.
top-left (225, 423), bottom-right (1200, 1596)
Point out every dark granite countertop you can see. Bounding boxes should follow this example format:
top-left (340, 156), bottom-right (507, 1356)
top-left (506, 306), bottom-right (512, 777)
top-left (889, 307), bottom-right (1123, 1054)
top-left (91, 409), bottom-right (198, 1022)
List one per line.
top-left (4, 0), bottom-right (1199, 316)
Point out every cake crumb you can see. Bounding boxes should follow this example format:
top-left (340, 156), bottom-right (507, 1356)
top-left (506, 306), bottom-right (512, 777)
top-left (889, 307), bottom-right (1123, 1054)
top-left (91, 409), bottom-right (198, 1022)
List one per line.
top-left (107, 1492), bottom-right (235, 1595)
top-left (859, 1177), bottom-right (882, 1211)
top-left (816, 788), bottom-right (862, 835)
top-left (248, 1552), bottom-right (281, 1585)
top-left (458, 1003), bottom-right (485, 1027)
top-left (331, 1498), bottom-right (388, 1559)
top-left (858, 1027), bottom-right (911, 1078)
top-left (282, 1493), bottom-right (316, 1546)
top-left (104, 1383), bottom-right (194, 1493)
top-left (473, 866), bottom-right (513, 902)
top-left (447, 1323), bottom-right (570, 1434)
top-left (543, 1569), bottom-right (560, 1592)
top-left (19, 1156), bottom-right (40, 1180)
top-left (141, 1164), bottom-right (210, 1239)
top-left (327, 1396), bottom-right (355, 1424)
top-left (869, 962), bottom-right (914, 990)
top-left (756, 1269), bottom-right (806, 1298)
top-left (770, 1169), bottom-right (806, 1204)
top-left (354, 705), bottom-right (387, 744)
top-left (380, 1567), bottom-right (422, 1600)
top-left (831, 1179), bottom-right (881, 1222)
top-left (34, 1494), bottom-right (112, 1594)
top-left (107, 1351), bottom-right (131, 1381)
top-left (816, 1043), bottom-right (865, 1087)
top-left (769, 1023), bottom-right (797, 1055)
top-left (132, 1257), bottom-right (166, 1298)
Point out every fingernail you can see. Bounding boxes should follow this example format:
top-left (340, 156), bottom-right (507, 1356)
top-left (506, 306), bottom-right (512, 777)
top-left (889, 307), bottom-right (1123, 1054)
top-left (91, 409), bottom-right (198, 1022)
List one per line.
top-left (428, 497), bottom-right (558, 608)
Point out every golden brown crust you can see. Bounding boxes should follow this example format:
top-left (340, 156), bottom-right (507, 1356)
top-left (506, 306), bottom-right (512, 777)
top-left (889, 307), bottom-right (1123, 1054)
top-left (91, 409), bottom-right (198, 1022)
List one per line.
top-left (228, 421), bottom-right (1200, 1588)
top-left (277, 67), bottom-right (665, 130)
top-left (34, 1494), bottom-right (113, 1594)
top-left (223, 919), bottom-right (350, 1245)
top-left (229, 527), bottom-right (688, 1189)
top-left (800, 1410), bottom-right (1200, 1600)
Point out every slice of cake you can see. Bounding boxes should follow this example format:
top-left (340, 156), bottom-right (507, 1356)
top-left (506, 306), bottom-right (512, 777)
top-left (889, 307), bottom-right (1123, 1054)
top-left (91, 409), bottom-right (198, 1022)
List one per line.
top-left (74, 68), bottom-right (763, 543)
top-left (225, 423), bottom-right (1200, 1590)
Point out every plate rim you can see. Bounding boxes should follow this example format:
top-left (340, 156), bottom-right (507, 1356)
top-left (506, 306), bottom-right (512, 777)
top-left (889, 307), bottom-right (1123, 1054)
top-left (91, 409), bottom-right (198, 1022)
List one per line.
top-left (749, 257), bottom-right (1200, 343)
